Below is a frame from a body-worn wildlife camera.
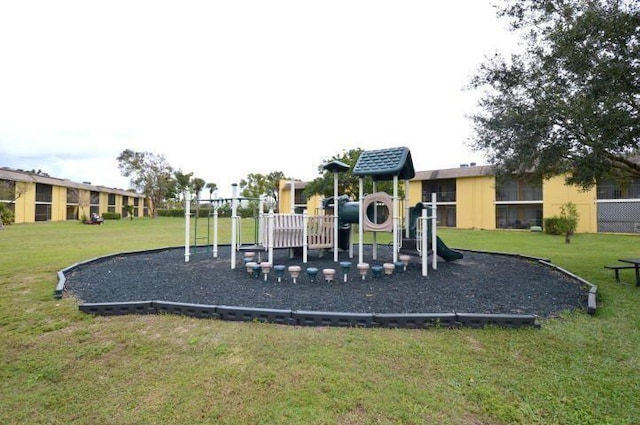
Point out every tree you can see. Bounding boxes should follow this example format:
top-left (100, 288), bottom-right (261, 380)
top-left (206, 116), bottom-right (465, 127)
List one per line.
top-left (190, 177), bottom-right (206, 216)
top-left (468, 0), bottom-right (640, 190)
top-left (239, 171), bottom-right (286, 203)
top-left (544, 202), bottom-right (580, 243)
top-left (191, 178), bottom-right (206, 200)
top-left (117, 150), bottom-right (174, 218)
top-left (0, 180), bottom-right (26, 227)
top-left (205, 182), bottom-right (218, 199)
top-left (173, 170), bottom-right (193, 209)
top-left (303, 148), bottom-right (402, 199)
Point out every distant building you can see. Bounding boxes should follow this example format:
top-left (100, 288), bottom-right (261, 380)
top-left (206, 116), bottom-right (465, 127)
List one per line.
top-left (279, 164), bottom-right (640, 234)
top-left (0, 167), bottom-right (148, 223)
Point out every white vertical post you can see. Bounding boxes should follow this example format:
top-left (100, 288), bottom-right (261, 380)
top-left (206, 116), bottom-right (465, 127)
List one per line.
top-left (184, 191), bottom-right (191, 263)
top-left (358, 178), bottom-right (364, 265)
top-left (393, 175), bottom-right (399, 263)
top-left (432, 192), bottom-right (438, 270)
top-left (230, 183), bottom-right (238, 269)
top-left (333, 172), bottom-right (339, 262)
top-left (372, 181), bottom-right (377, 260)
top-left (421, 206), bottom-right (428, 277)
top-left (268, 206), bottom-right (274, 265)
top-left (303, 209), bottom-right (308, 263)
top-left (258, 197), bottom-right (265, 246)
top-left (290, 179), bottom-right (295, 213)
top-left (213, 201), bottom-right (219, 258)
top-left (404, 180), bottom-right (410, 238)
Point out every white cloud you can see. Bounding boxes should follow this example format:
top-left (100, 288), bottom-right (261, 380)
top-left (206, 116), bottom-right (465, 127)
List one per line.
top-left (0, 0), bottom-right (518, 197)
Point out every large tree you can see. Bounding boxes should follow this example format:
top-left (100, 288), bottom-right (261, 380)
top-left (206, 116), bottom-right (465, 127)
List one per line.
top-left (173, 170), bottom-right (193, 209)
top-left (469, 0), bottom-right (640, 189)
top-left (239, 171), bottom-right (286, 204)
top-left (303, 148), bottom-right (401, 199)
top-left (117, 150), bottom-right (174, 218)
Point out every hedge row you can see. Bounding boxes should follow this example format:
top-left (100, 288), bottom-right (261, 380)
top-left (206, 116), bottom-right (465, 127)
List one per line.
top-left (157, 206), bottom-right (266, 219)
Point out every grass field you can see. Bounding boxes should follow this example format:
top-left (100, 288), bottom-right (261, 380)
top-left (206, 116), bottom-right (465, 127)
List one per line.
top-left (1, 218), bottom-right (639, 424)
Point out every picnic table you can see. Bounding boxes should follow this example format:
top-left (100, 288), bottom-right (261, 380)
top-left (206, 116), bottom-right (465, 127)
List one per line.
top-left (617, 258), bottom-right (640, 287)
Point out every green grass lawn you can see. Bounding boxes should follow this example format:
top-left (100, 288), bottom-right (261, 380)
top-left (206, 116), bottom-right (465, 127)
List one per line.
top-left (1, 218), bottom-right (639, 424)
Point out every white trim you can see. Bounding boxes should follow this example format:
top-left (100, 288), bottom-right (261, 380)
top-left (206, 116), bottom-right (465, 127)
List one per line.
top-left (596, 198), bottom-right (640, 204)
top-left (495, 201), bottom-right (543, 205)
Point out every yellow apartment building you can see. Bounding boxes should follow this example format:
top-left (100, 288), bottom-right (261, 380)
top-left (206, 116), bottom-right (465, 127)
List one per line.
top-left (279, 164), bottom-right (640, 234)
top-left (0, 167), bottom-right (147, 224)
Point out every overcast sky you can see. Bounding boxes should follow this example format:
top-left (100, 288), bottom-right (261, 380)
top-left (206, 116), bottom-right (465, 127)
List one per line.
top-left (0, 1), bottom-right (518, 197)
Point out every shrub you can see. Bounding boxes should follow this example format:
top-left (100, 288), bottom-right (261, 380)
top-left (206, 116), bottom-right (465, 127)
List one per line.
top-left (102, 212), bottom-right (121, 220)
top-left (544, 202), bottom-right (580, 243)
top-left (0, 203), bottom-right (15, 226)
top-left (157, 209), bottom-right (185, 218)
top-left (543, 217), bottom-right (561, 235)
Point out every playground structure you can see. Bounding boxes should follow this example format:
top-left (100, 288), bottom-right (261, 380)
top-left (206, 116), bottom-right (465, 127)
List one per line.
top-left (183, 147), bottom-right (463, 277)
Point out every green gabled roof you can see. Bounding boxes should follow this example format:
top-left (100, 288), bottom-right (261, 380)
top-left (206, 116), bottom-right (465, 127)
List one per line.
top-left (352, 147), bottom-right (415, 181)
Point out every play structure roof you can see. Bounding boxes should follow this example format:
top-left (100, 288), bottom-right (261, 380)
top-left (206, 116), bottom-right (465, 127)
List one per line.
top-left (323, 160), bottom-right (350, 173)
top-left (352, 147), bottom-right (415, 181)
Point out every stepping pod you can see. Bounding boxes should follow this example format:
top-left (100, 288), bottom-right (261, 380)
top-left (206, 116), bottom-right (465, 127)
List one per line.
top-left (383, 263), bottom-right (395, 276)
top-left (339, 261), bottom-right (351, 283)
top-left (356, 263), bottom-right (370, 280)
top-left (252, 263), bottom-right (262, 279)
top-left (399, 254), bottom-right (411, 271)
top-left (288, 265), bottom-right (301, 283)
top-left (273, 265), bottom-right (286, 282)
top-left (306, 267), bottom-right (319, 283)
top-left (323, 268), bottom-right (336, 283)
top-left (260, 262), bottom-right (272, 281)
top-left (371, 265), bottom-right (383, 278)
top-left (394, 261), bottom-right (405, 273)
top-left (245, 261), bottom-right (258, 277)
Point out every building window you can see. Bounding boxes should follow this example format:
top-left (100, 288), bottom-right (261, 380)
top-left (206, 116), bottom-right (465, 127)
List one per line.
top-left (422, 179), bottom-right (456, 202)
top-left (108, 193), bottom-right (116, 213)
top-left (134, 197), bottom-right (140, 216)
top-left (437, 205), bottom-right (457, 227)
top-left (122, 195), bottom-right (129, 217)
top-left (90, 191), bottom-right (100, 216)
top-left (0, 179), bottom-right (15, 201)
top-left (34, 184), bottom-right (53, 221)
top-left (496, 204), bottom-right (542, 229)
top-left (36, 183), bottom-right (52, 203)
top-left (597, 178), bottom-right (640, 200)
top-left (66, 188), bottom-right (79, 220)
top-left (495, 179), bottom-right (542, 202)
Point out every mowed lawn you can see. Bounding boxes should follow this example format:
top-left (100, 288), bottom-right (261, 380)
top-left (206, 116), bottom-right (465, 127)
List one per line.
top-left (1, 218), bottom-right (639, 425)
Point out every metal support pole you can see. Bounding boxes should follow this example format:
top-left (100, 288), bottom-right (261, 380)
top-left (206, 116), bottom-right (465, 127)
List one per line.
top-left (333, 172), bottom-right (339, 262)
top-left (230, 183), bottom-right (238, 269)
top-left (404, 180), bottom-right (410, 238)
top-left (213, 202), bottom-right (218, 258)
top-left (393, 176), bottom-right (398, 263)
top-left (303, 209), bottom-right (308, 263)
top-left (372, 181), bottom-right (377, 260)
top-left (421, 206), bottom-right (428, 277)
top-left (268, 206), bottom-right (274, 265)
top-left (358, 178), bottom-right (364, 265)
top-left (184, 191), bottom-right (191, 263)
top-left (432, 192), bottom-right (438, 270)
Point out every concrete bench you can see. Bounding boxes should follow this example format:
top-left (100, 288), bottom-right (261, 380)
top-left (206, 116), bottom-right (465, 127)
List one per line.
top-left (604, 264), bottom-right (637, 283)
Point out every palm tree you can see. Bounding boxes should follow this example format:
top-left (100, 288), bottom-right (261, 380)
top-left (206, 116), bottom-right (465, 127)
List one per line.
top-left (206, 182), bottom-right (218, 200)
top-left (191, 177), bottom-right (206, 216)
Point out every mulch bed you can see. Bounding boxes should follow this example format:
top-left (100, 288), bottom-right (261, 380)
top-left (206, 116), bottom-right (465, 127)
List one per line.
top-left (63, 245), bottom-right (590, 318)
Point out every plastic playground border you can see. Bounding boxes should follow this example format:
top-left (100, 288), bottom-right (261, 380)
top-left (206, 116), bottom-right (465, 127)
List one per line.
top-left (55, 246), bottom-right (598, 329)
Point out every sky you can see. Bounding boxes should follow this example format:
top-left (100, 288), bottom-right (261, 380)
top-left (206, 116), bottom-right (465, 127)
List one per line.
top-left (0, 1), bottom-right (519, 198)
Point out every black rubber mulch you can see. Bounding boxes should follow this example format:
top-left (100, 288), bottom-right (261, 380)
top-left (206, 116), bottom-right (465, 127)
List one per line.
top-left (63, 245), bottom-right (589, 318)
